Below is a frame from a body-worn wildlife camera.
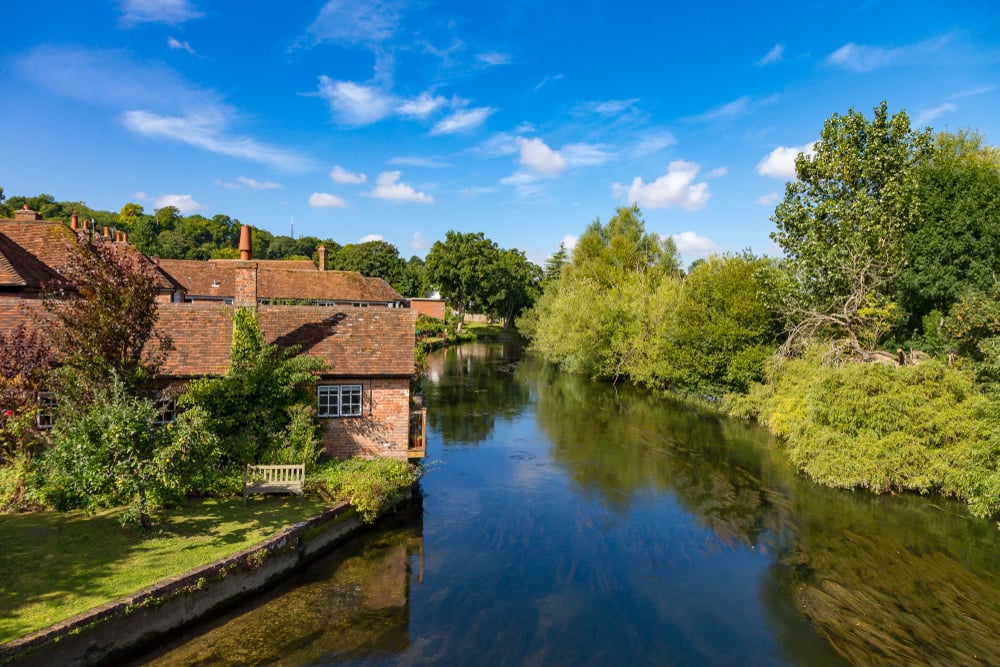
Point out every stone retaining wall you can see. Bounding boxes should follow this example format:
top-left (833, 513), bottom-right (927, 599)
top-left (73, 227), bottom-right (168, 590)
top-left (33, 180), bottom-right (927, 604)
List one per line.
top-left (1, 497), bottom-right (407, 666)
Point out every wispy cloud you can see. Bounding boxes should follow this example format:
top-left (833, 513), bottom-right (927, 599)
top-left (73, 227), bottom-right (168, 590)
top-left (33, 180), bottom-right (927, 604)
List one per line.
top-left (388, 156), bottom-right (451, 168)
top-left (591, 98), bottom-right (640, 116)
top-left (410, 231), bottom-right (428, 250)
top-left (533, 73), bottom-right (564, 92)
top-left (756, 142), bottom-right (817, 179)
top-left (309, 192), bottom-right (348, 208)
top-left (459, 185), bottom-right (500, 198)
top-left (16, 45), bottom-right (313, 171)
top-left (431, 106), bottom-right (494, 135)
top-left (330, 166), bottom-right (367, 184)
top-left (167, 37), bottom-right (197, 56)
top-left (369, 171), bottom-right (434, 203)
top-left (914, 102), bottom-right (959, 127)
top-left (237, 176), bottom-right (282, 190)
top-left (562, 143), bottom-right (614, 167)
top-left (306, 0), bottom-right (403, 46)
top-left (689, 95), bottom-right (778, 122)
top-left (825, 35), bottom-right (950, 73)
top-left (757, 44), bottom-right (784, 66)
top-left (154, 193), bottom-right (201, 213)
top-left (755, 192), bottom-right (781, 206)
top-left (359, 234), bottom-right (384, 242)
top-left (477, 51), bottom-right (512, 66)
top-left (630, 131), bottom-right (676, 158)
top-left (123, 110), bottom-right (315, 171)
top-left (317, 77), bottom-right (395, 126)
top-left (612, 160), bottom-right (711, 211)
top-left (672, 231), bottom-right (718, 257)
top-left (397, 92), bottom-right (448, 119)
top-left (119, 0), bottom-right (202, 26)
top-left (949, 84), bottom-right (997, 99)
top-left (706, 167), bottom-right (728, 178)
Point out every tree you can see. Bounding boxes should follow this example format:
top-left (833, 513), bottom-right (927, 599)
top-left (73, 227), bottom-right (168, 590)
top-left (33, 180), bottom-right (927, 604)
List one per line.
top-left (334, 241), bottom-right (408, 293)
top-left (770, 101), bottom-right (933, 355)
top-left (43, 235), bottom-right (171, 395)
top-left (426, 231), bottom-right (501, 332)
top-left (0, 325), bottom-right (54, 461)
top-left (544, 242), bottom-right (569, 283)
top-left (485, 249), bottom-right (543, 329)
top-left (898, 131), bottom-right (1000, 330)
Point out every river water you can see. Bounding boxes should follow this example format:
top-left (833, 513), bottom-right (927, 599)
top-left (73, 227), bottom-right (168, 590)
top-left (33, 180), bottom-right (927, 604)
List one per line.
top-left (136, 343), bottom-right (1000, 666)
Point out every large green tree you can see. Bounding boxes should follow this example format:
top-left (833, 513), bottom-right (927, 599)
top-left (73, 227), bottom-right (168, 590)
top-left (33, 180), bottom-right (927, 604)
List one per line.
top-left (426, 231), bottom-right (501, 331)
top-left (334, 240), bottom-right (408, 293)
top-left (484, 249), bottom-right (543, 329)
top-left (770, 101), bottom-right (934, 355)
top-left (898, 131), bottom-right (1000, 329)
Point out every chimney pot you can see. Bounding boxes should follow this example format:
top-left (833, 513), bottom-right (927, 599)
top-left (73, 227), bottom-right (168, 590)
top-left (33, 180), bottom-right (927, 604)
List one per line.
top-left (318, 245), bottom-right (327, 271)
top-left (102, 226), bottom-right (110, 239)
top-left (239, 225), bottom-right (252, 261)
top-left (71, 211), bottom-right (79, 230)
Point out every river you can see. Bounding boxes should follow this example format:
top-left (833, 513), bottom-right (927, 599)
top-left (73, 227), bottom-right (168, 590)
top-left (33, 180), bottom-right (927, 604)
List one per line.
top-left (134, 343), bottom-right (1000, 666)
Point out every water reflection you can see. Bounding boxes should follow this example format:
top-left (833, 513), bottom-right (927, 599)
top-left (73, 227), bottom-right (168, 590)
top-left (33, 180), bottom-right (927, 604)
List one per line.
top-left (136, 507), bottom-right (423, 666)
top-left (135, 343), bottom-right (1000, 666)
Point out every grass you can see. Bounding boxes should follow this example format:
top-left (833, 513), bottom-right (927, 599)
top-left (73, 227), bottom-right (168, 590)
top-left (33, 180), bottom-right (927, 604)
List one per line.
top-left (0, 496), bottom-right (329, 644)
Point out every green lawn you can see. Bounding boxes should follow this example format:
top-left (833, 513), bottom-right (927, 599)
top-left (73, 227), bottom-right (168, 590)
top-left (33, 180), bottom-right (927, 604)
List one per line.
top-left (0, 497), bottom-right (330, 644)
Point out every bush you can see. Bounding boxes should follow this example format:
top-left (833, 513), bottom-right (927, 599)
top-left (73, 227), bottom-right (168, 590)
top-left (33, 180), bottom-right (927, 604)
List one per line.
top-left (308, 457), bottom-right (420, 522)
top-left (739, 346), bottom-right (1000, 518)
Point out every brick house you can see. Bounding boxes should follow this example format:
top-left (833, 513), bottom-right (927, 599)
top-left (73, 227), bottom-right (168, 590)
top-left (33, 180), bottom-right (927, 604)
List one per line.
top-left (0, 209), bottom-right (424, 460)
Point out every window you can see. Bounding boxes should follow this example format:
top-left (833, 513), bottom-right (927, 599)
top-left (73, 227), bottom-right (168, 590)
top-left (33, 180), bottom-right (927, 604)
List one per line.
top-left (36, 392), bottom-right (56, 429)
top-left (154, 397), bottom-right (177, 425)
top-left (317, 384), bottom-right (363, 417)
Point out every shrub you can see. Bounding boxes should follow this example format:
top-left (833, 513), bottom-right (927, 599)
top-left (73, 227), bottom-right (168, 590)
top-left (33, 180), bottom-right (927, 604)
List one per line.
top-left (308, 457), bottom-right (420, 522)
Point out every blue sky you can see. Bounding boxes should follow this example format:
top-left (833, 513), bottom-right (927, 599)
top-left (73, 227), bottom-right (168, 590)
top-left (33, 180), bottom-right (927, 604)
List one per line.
top-left (2, 1), bottom-right (998, 265)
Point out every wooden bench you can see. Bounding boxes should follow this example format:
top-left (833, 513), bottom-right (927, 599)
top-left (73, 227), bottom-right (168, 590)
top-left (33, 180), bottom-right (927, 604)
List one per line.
top-left (243, 464), bottom-right (305, 503)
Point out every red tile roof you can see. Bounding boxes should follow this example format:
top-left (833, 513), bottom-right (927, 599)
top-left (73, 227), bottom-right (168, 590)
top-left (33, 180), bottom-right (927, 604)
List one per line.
top-left (0, 218), bottom-right (79, 290)
top-left (157, 259), bottom-right (402, 303)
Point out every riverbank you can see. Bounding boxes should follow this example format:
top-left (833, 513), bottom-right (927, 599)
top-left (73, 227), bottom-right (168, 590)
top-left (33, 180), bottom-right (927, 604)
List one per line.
top-left (0, 492), bottom-right (413, 666)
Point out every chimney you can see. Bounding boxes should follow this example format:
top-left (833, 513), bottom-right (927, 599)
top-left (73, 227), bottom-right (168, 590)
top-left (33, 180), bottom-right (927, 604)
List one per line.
top-left (70, 210), bottom-right (79, 230)
top-left (82, 219), bottom-right (89, 231)
top-left (317, 245), bottom-right (327, 271)
top-left (14, 205), bottom-right (41, 221)
top-left (239, 225), bottom-right (252, 261)
top-left (102, 226), bottom-right (110, 240)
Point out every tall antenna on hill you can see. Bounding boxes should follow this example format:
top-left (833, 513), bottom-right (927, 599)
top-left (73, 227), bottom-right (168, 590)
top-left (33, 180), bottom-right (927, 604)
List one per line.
top-left (290, 217), bottom-right (294, 239)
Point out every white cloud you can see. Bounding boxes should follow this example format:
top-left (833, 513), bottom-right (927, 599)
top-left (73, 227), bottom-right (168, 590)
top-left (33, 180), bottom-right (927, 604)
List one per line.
top-left (612, 160), bottom-right (711, 211)
top-left (120, 0), bottom-right (202, 26)
top-left (630, 131), bottom-right (676, 158)
top-left (501, 171), bottom-right (543, 198)
top-left (397, 92), bottom-right (448, 119)
top-left (949, 84), bottom-right (997, 99)
top-left (330, 165), bottom-right (367, 184)
top-left (758, 44), bottom-right (784, 66)
top-left (167, 37), bottom-right (197, 55)
top-left (410, 232), bottom-right (428, 250)
top-left (237, 176), bottom-right (282, 190)
top-left (825, 36), bottom-right (950, 73)
top-left (563, 143), bottom-right (614, 167)
top-left (359, 234), bottom-right (383, 242)
top-left (388, 156), bottom-right (451, 168)
top-left (561, 234), bottom-right (578, 251)
top-left (459, 186), bottom-right (499, 197)
top-left (309, 192), bottom-right (348, 208)
top-left (154, 193), bottom-right (201, 213)
top-left (214, 179), bottom-right (241, 190)
top-left (533, 73), bottom-right (564, 92)
top-left (306, 0), bottom-right (402, 45)
top-left (755, 192), bottom-right (781, 206)
top-left (431, 106), bottom-right (494, 135)
top-left (690, 95), bottom-right (778, 122)
top-left (317, 77), bottom-right (395, 126)
top-left (592, 98), bottom-right (640, 116)
top-left (914, 102), bottom-right (958, 127)
top-left (123, 110), bottom-right (314, 171)
top-left (756, 142), bottom-right (817, 179)
top-left (369, 171), bottom-right (434, 203)
top-left (706, 167), bottom-right (728, 178)
top-left (474, 132), bottom-right (519, 158)
top-left (671, 231), bottom-right (718, 257)
top-left (518, 137), bottom-right (567, 175)
top-left (477, 52), bottom-right (512, 66)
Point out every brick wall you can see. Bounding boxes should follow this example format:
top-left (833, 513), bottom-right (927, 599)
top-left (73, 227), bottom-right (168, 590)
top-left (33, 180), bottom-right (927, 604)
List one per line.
top-left (410, 299), bottom-right (446, 320)
top-left (317, 377), bottom-right (411, 460)
top-left (233, 261), bottom-right (257, 308)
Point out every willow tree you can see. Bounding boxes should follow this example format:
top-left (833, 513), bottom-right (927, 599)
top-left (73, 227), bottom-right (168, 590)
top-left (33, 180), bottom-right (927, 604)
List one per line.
top-left (771, 101), bottom-right (933, 355)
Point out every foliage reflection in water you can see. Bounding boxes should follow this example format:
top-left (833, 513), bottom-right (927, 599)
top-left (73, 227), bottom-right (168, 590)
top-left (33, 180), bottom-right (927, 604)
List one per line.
top-left (137, 343), bottom-right (1000, 666)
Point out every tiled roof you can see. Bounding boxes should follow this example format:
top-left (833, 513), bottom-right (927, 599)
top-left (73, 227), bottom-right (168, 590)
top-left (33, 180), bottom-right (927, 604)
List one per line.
top-left (156, 303), bottom-right (415, 377)
top-left (157, 259), bottom-right (402, 303)
top-left (0, 299), bottom-right (415, 379)
top-left (0, 219), bottom-right (79, 290)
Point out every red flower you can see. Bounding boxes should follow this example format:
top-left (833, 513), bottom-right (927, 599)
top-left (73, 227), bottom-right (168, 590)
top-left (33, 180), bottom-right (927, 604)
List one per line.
top-left (2, 409), bottom-right (12, 417)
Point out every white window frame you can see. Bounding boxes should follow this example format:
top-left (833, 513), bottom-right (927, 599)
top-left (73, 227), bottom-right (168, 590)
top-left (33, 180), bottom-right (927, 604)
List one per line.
top-left (154, 396), bottom-right (177, 425)
top-left (317, 384), bottom-right (363, 418)
top-left (36, 391), bottom-right (56, 429)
